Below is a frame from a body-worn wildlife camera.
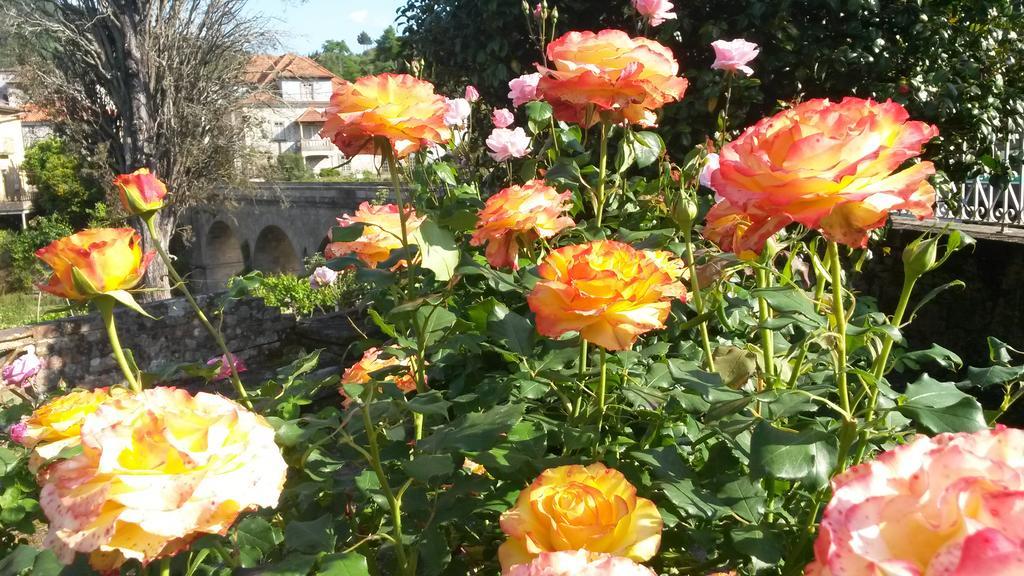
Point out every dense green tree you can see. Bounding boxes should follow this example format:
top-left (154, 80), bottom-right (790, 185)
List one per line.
top-left (21, 137), bottom-right (104, 227)
top-left (312, 27), bottom-right (405, 81)
top-left (399, 0), bottom-right (1024, 181)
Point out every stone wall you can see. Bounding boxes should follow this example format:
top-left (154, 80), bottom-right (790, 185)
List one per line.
top-left (0, 295), bottom-right (296, 391)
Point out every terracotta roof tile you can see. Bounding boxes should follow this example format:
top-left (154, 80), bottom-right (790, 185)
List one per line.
top-left (296, 108), bottom-right (327, 123)
top-left (245, 53), bottom-right (338, 86)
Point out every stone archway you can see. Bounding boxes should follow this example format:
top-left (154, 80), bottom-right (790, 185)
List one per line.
top-left (252, 225), bottom-right (301, 274)
top-left (205, 221), bottom-right (245, 289)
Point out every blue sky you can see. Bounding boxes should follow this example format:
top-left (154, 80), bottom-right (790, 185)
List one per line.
top-left (246, 0), bottom-right (406, 55)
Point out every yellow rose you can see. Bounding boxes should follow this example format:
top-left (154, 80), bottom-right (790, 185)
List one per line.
top-left (498, 463), bottom-right (663, 572)
top-left (35, 228), bottom-right (155, 300)
top-left (38, 387), bottom-right (287, 571)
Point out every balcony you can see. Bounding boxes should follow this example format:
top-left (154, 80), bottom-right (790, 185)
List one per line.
top-left (299, 138), bottom-right (336, 154)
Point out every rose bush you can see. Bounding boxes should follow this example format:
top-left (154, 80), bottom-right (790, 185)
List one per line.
top-left (3, 4), bottom-right (1022, 575)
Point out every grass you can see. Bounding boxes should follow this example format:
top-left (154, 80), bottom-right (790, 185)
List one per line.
top-left (0, 292), bottom-right (84, 329)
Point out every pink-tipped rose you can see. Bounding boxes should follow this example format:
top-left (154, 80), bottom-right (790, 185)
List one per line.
top-left (508, 551), bottom-right (657, 576)
top-left (699, 153), bottom-right (720, 190)
top-left (206, 353), bottom-right (247, 382)
top-left (444, 97), bottom-right (472, 127)
top-left (633, 0), bottom-right (677, 27)
top-left (493, 108), bottom-right (515, 128)
top-left (807, 426), bottom-right (1024, 576)
top-left (2, 345), bottom-right (41, 388)
top-left (508, 73), bottom-right (542, 108)
top-left (711, 39), bottom-right (760, 76)
top-left (8, 422), bottom-right (27, 444)
top-left (465, 85), bottom-right (480, 103)
top-left (486, 127), bottom-right (531, 162)
top-left (309, 266), bottom-right (338, 288)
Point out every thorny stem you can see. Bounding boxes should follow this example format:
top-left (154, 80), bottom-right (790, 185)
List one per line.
top-left (596, 347), bottom-right (608, 432)
top-left (96, 297), bottom-right (140, 392)
top-left (684, 230), bottom-right (716, 371)
top-left (756, 264), bottom-right (776, 382)
top-left (360, 387), bottom-right (410, 576)
top-left (143, 215), bottom-right (252, 409)
top-left (828, 241), bottom-right (856, 473)
top-left (595, 121), bottom-right (610, 228)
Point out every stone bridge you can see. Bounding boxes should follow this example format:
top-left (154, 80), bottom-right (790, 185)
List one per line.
top-left (183, 182), bottom-right (388, 292)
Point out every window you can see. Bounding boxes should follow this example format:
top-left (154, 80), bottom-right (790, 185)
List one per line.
top-left (301, 81), bottom-right (314, 100)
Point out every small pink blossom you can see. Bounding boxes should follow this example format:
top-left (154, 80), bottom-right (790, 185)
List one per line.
top-left (2, 345), bottom-right (41, 388)
top-left (492, 108), bottom-right (515, 128)
top-left (8, 422), bottom-right (27, 445)
top-left (711, 39), bottom-right (760, 76)
top-left (633, 0), bottom-right (677, 27)
top-left (443, 97), bottom-right (472, 127)
top-left (509, 551), bottom-right (658, 576)
top-left (533, 3), bottom-right (543, 18)
top-left (310, 266), bottom-right (338, 288)
top-left (699, 153), bottom-right (720, 189)
top-left (508, 73), bottom-right (541, 108)
top-left (465, 85), bottom-right (480, 103)
top-left (207, 353), bottom-right (247, 382)
top-left (486, 127), bottom-right (531, 162)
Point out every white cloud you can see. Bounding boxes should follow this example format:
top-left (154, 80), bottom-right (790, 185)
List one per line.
top-left (349, 9), bottom-right (369, 24)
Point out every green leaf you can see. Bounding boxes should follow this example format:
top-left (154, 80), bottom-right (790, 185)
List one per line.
top-left (415, 304), bottom-right (458, 348)
top-left (318, 553), bottom-right (370, 576)
top-left (751, 286), bottom-right (824, 327)
top-left (0, 546), bottom-right (61, 576)
top-left (104, 289), bottom-right (156, 319)
top-left (988, 337), bottom-right (1024, 364)
top-left (732, 527), bottom-right (783, 571)
top-left (899, 375), bottom-right (987, 433)
top-left (630, 131), bottom-right (664, 169)
top-left (234, 516), bottom-right (282, 568)
top-left (659, 478), bottom-right (722, 520)
top-left (415, 220), bottom-right (460, 281)
top-left (963, 365), bottom-right (1024, 389)
top-left (407, 390), bottom-right (452, 418)
top-left (258, 553), bottom-right (318, 575)
top-left (331, 223), bottom-right (365, 242)
top-left (418, 403), bottom-right (525, 453)
top-left (284, 514), bottom-right (335, 554)
top-left (749, 422), bottom-right (836, 489)
top-left (897, 344), bottom-right (963, 373)
top-left (908, 280), bottom-right (966, 322)
top-left (713, 346), bottom-right (758, 389)
top-left (525, 101), bottom-right (553, 123)
top-left (488, 309), bottom-right (535, 356)
top-left (717, 476), bottom-right (766, 523)
top-left (432, 163), bottom-right (458, 186)
top-left (404, 454), bottom-right (457, 482)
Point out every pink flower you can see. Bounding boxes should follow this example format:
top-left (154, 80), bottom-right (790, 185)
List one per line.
top-left (486, 127), bottom-right (531, 162)
top-left (8, 422), bottom-right (27, 444)
top-left (493, 108), bottom-right (515, 128)
top-left (807, 426), bottom-right (1024, 576)
top-left (533, 3), bottom-right (543, 18)
top-left (633, 0), bottom-right (677, 27)
top-left (309, 266), bottom-right (338, 288)
top-left (509, 73), bottom-right (542, 108)
top-left (508, 551), bottom-right (657, 576)
top-left (711, 39), bottom-right (760, 76)
top-left (465, 85), bottom-right (481, 103)
top-left (444, 97), bottom-right (472, 127)
top-left (206, 354), bottom-right (247, 382)
top-left (2, 345), bottom-right (41, 388)
top-left (699, 153), bottom-right (720, 190)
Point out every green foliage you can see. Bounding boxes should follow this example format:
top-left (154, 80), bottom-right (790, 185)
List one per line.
top-left (399, 0), bottom-right (1024, 181)
top-left (21, 137), bottom-right (104, 226)
top-left (276, 152), bottom-right (311, 181)
top-left (0, 215), bottom-right (73, 293)
top-left (231, 272), bottom-right (354, 318)
top-left (312, 27), bottom-right (405, 81)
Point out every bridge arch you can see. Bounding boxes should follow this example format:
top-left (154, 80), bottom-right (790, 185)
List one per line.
top-left (205, 220), bottom-right (246, 289)
top-left (252, 225), bottom-right (301, 274)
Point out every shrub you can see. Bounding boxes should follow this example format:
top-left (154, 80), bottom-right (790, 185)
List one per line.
top-left (230, 271), bottom-right (354, 318)
top-left (275, 152), bottom-right (311, 181)
top-left (21, 137), bottom-right (104, 226)
top-left (0, 215), bottom-right (74, 292)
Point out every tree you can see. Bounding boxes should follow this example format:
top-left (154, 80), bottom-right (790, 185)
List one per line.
top-left (356, 31), bottom-right (373, 46)
top-left (312, 27), bottom-right (405, 81)
top-left (4, 0), bottom-right (271, 300)
top-left (398, 0), bottom-right (1024, 181)
top-left (21, 137), bottom-right (104, 227)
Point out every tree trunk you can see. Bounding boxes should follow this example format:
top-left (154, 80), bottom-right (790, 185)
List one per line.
top-left (135, 209), bottom-right (175, 302)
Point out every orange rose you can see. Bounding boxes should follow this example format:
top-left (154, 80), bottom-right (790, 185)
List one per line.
top-left (35, 228), bottom-right (155, 300)
top-left (471, 180), bottom-right (575, 270)
top-left (113, 168), bottom-right (167, 215)
top-left (527, 240), bottom-right (685, 351)
top-left (711, 97), bottom-right (938, 248)
top-left (703, 200), bottom-right (787, 260)
top-left (340, 347), bottom-right (420, 404)
top-left (16, 387), bottom-right (128, 472)
top-left (38, 387), bottom-right (286, 571)
top-left (537, 30), bottom-right (688, 127)
top-left (808, 426), bottom-right (1024, 576)
top-left (498, 463), bottom-right (663, 571)
top-left (321, 73), bottom-right (451, 159)
top-left (324, 202), bottom-right (425, 269)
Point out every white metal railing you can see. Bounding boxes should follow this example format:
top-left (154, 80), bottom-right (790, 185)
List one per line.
top-left (300, 138), bottom-right (336, 153)
top-left (936, 135), bottom-right (1024, 228)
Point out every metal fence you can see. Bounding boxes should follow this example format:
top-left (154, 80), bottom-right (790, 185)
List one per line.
top-left (936, 135), bottom-right (1024, 228)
